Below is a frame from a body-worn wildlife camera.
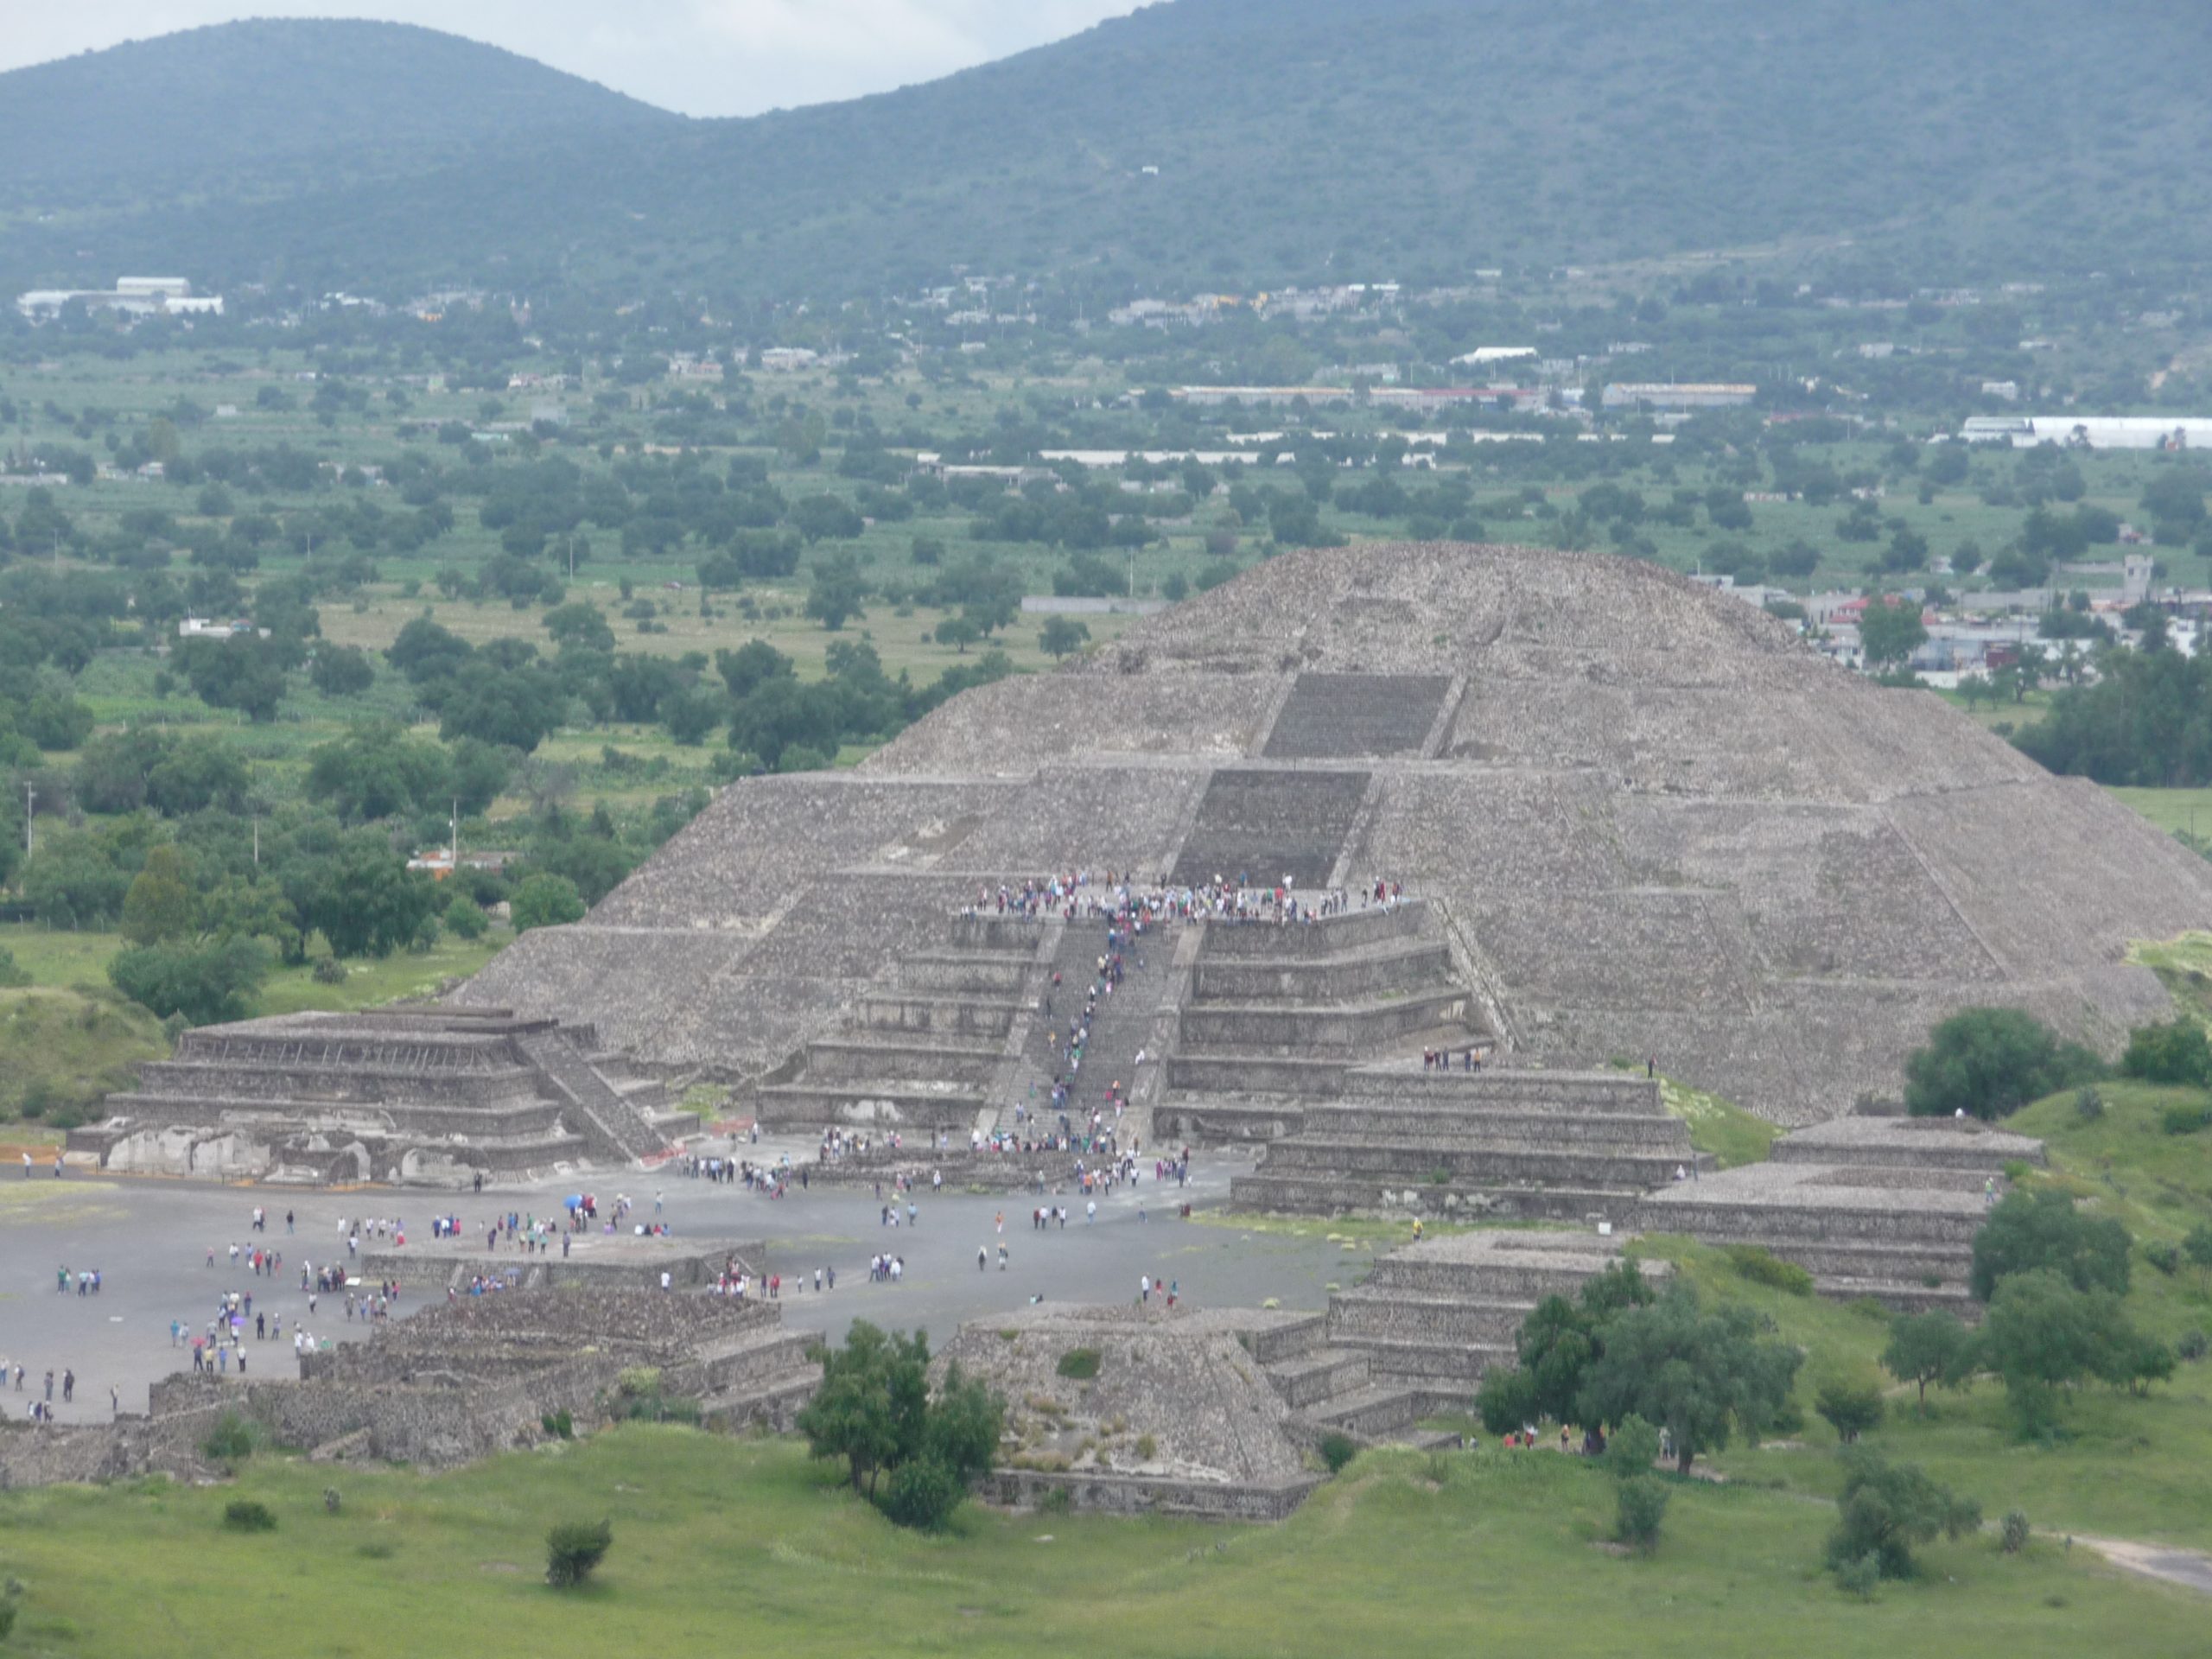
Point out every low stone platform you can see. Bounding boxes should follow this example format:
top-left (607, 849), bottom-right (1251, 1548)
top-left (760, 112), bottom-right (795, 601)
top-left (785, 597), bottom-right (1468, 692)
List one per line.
top-left (939, 1301), bottom-right (1328, 1518)
top-left (72, 1008), bottom-right (683, 1185)
top-left (1302, 1230), bottom-right (1665, 1433)
top-left (361, 1233), bottom-right (765, 1293)
top-left (1633, 1116), bottom-right (2041, 1312)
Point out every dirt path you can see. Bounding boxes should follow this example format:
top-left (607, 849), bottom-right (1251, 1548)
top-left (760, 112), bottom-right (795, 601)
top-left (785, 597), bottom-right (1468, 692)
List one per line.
top-left (2071, 1535), bottom-right (2212, 1597)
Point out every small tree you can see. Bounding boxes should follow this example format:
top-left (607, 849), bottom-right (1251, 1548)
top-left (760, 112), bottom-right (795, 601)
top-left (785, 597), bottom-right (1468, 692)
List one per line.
top-left (1038, 616), bottom-right (1090, 659)
top-left (1970, 1189), bottom-right (2132, 1302)
top-left (1858, 595), bottom-right (1928, 667)
top-left (1826, 1448), bottom-right (1980, 1580)
top-left (1979, 1268), bottom-right (2138, 1433)
top-left (1577, 1286), bottom-right (1802, 1474)
top-left (1881, 1311), bottom-right (1977, 1409)
top-left (795, 1323), bottom-right (1003, 1529)
top-left (546, 1519), bottom-right (612, 1587)
top-left (511, 874), bottom-right (587, 933)
top-left (1815, 1380), bottom-right (1885, 1444)
top-left (1616, 1477), bottom-right (1670, 1554)
top-left (2120, 1017), bottom-right (2212, 1087)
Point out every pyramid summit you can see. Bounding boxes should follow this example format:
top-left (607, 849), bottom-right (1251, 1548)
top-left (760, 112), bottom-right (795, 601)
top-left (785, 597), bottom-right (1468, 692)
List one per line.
top-left (459, 543), bottom-right (2212, 1126)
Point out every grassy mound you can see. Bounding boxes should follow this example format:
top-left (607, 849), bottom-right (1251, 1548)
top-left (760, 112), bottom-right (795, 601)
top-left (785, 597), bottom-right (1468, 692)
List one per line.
top-left (0, 987), bottom-right (168, 1127)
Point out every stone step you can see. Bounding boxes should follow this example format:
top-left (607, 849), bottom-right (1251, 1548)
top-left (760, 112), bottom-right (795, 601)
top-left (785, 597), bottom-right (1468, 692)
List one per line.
top-left (754, 1080), bottom-right (988, 1131)
top-left (1198, 900), bottom-right (1431, 960)
top-left (1166, 1054), bottom-right (1347, 1096)
top-left (1337, 1071), bottom-right (1662, 1113)
top-left (1192, 939), bottom-right (1455, 1007)
top-left (1237, 1311), bottom-right (1329, 1364)
top-left (1326, 1288), bottom-right (1532, 1346)
top-left (1179, 989), bottom-right (1478, 1058)
top-left (1258, 1140), bottom-right (1695, 1187)
top-left (1296, 1103), bottom-right (1687, 1140)
top-left (1331, 1332), bottom-right (1512, 1384)
top-left (700, 1326), bottom-right (817, 1393)
top-left (698, 1364), bottom-right (821, 1431)
top-left (1262, 1346), bottom-right (1372, 1408)
top-left (893, 951), bottom-right (1038, 995)
top-left (1230, 1172), bottom-right (1645, 1224)
top-left (801, 1039), bottom-right (1003, 1085)
top-left (1633, 1198), bottom-right (1984, 1248)
top-left (1815, 1275), bottom-right (1979, 1316)
top-left (1300, 1380), bottom-right (1428, 1438)
top-left (854, 997), bottom-right (1024, 1039)
top-left (1364, 1253), bottom-right (1647, 1300)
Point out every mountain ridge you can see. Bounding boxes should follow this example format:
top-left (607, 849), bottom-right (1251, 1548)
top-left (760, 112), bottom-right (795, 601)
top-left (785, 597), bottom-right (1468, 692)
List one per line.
top-left (2, 2), bottom-right (2206, 301)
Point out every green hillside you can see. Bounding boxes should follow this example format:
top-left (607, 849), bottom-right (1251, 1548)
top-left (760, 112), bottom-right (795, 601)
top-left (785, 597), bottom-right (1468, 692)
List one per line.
top-left (0, 20), bottom-right (678, 216)
top-left (2, 0), bottom-right (2206, 300)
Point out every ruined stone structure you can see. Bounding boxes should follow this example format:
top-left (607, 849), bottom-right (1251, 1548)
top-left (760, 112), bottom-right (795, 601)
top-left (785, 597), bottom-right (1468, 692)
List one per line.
top-left (462, 543), bottom-right (2212, 1128)
top-left (1636, 1115), bottom-right (2045, 1313)
top-left (944, 1230), bottom-right (1657, 1516)
top-left (77, 1009), bottom-right (685, 1183)
top-left (0, 1283), bottom-right (819, 1489)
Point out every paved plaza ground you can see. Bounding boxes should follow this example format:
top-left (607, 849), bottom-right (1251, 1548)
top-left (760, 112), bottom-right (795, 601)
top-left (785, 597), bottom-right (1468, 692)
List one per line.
top-left (0, 1138), bottom-right (1361, 1425)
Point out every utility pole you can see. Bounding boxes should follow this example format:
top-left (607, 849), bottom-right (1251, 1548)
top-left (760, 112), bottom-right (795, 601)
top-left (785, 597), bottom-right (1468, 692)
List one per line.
top-left (252, 815), bottom-right (259, 868)
top-left (24, 780), bottom-right (34, 858)
top-left (451, 798), bottom-right (460, 870)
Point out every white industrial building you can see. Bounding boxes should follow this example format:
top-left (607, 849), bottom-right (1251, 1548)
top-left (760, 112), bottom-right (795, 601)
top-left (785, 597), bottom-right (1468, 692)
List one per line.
top-left (1958, 415), bottom-right (2212, 451)
top-left (16, 277), bottom-right (224, 321)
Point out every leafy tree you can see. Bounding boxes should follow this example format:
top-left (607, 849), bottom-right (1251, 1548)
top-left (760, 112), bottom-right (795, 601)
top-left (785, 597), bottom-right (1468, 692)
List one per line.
top-left (1038, 616), bottom-right (1090, 658)
top-left (177, 635), bottom-right (289, 722)
top-left (511, 873), bottom-right (587, 932)
top-left (1970, 1189), bottom-right (2131, 1302)
top-left (791, 493), bottom-right (864, 543)
top-left (1825, 1448), bottom-right (1980, 1580)
top-left (805, 554), bottom-right (868, 632)
top-left (1977, 1268), bottom-right (2140, 1431)
top-left (21, 828), bottom-right (131, 928)
top-left (121, 846), bottom-right (196, 945)
top-left (795, 1322), bottom-right (1003, 1530)
top-left (2120, 1017), bottom-right (2212, 1087)
top-left (1815, 1379), bottom-right (1885, 1444)
top-left (1578, 1285), bottom-right (1801, 1473)
top-left (109, 935), bottom-right (270, 1026)
top-left (543, 602), bottom-right (617, 653)
top-left (1881, 1311), bottom-right (1977, 1409)
top-left (309, 644), bottom-right (376, 698)
top-left (1476, 1259), bottom-right (1655, 1432)
top-left (1616, 1476), bottom-right (1669, 1554)
top-left (306, 833), bottom-right (438, 958)
top-left (437, 662), bottom-right (565, 753)
top-left (715, 639), bottom-right (795, 701)
top-left (147, 739), bottom-right (250, 817)
top-left (443, 892), bottom-right (490, 940)
top-left (385, 616), bottom-right (474, 685)
top-left (935, 615), bottom-right (982, 653)
top-left (307, 724), bottom-right (453, 823)
top-left (1903, 1007), bottom-right (2101, 1121)
top-left (1858, 595), bottom-right (1927, 666)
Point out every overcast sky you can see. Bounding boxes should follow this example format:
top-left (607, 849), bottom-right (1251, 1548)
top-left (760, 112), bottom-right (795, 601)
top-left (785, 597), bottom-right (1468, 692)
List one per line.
top-left (0, 1), bottom-right (1143, 118)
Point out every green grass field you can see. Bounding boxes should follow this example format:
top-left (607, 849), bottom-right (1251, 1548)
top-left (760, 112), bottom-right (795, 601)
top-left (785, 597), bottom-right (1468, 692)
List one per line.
top-left (0, 1428), bottom-right (2201, 1659)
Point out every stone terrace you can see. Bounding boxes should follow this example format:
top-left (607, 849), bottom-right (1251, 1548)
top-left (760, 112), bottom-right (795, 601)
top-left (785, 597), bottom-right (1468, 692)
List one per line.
top-left (78, 1009), bottom-right (683, 1185)
top-left (1227, 1066), bottom-right (1703, 1224)
top-left (1634, 1116), bottom-right (2044, 1313)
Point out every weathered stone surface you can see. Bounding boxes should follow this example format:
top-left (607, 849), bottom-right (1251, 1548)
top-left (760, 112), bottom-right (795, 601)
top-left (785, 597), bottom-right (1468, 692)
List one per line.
top-left (458, 543), bottom-right (2212, 1125)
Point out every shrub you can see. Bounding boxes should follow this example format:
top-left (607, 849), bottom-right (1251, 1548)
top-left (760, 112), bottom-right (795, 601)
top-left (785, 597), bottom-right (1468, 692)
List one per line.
top-left (1835, 1552), bottom-right (1881, 1599)
top-left (2160, 1102), bottom-right (2212, 1136)
top-left (311, 957), bottom-right (348, 985)
top-left (2073, 1085), bottom-right (2104, 1121)
top-left (1724, 1243), bottom-right (1814, 1296)
top-left (541, 1409), bottom-right (574, 1440)
top-left (2001, 1509), bottom-right (2031, 1554)
top-left (880, 1454), bottom-right (964, 1530)
top-left (223, 1498), bottom-right (276, 1532)
top-left (202, 1411), bottom-right (255, 1463)
top-left (1904, 1007), bottom-right (2102, 1121)
top-left (545, 1519), bottom-right (613, 1587)
top-left (1815, 1380), bottom-right (1885, 1444)
top-left (1134, 1433), bottom-right (1157, 1461)
top-left (2177, 1330), bottom-right (2209, 1362)
top-left (1056, 1348), bottom-right (1101, 1381)
top-left (323, 1488), bottom-right (341, 1514)
top-left (1318, 1431), bottom-right (1358, 1475)
top-left (2121, 1018), bottom-right (2212, 1087)
top-left (444, 896), bottom-right (489, 940)
top-left (1605, 1414), bottom-right (1661, 1481)
top-left (2183, 1224), bottom-right (2212, 1268)
top-left (1826, 1448), bottom-right (1980, 1580)
top-left (1039, 1484), bottom-right (1073, 1515)
top-left (2145, 1242), bottom-right (2181, 1276)
top-left (1970, 1189), bottom-right (2130, 1302)
top-left (1615, 1476), bottom-right (1670, 1554)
